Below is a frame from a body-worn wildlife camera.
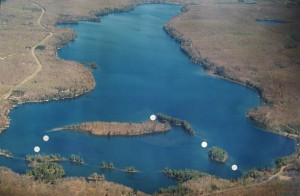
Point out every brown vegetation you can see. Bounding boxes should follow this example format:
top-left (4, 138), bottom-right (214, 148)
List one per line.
top-left (53, 120), bottom-right (171, 136)
top-left (0, 0), bottom-right (95, 132)
top-left (165, 0), bottom-right (300, 136)
top-left (0, 167), bottom-right (147, 196)
top-left (183, 178), bottom-right (300, 195)
top-left (158, 162), bottom-right (300, 195)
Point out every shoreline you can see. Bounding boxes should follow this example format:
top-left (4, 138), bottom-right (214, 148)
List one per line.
top-left (0, 152), bottom-right (13, 159)
top-left (163, 20), bottom-right (299, 140)
top-left (0, 2), bottom-right (181, 134)
top-left (46, 3), bottom-right (299, 188)
top-left (0, 0), bottom-right (296, 139)
top-left (36, 1), bottom-right (299, 142)
top-left (0, 1), bottom-right (299, 195)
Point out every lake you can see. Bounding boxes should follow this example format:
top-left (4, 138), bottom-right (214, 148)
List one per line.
top-left (0, 4), bottom-right (296, 193)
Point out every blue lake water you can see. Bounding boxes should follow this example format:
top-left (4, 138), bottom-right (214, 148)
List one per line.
top-left (0, 4), bottom-right (296, 193)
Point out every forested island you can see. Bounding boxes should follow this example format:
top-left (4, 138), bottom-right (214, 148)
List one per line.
top-left (25, 154), bottom-right (66, 167)
top-left (123, 166), bottom-right (138, 173)
top-left (69, 154), bottom-right (85, 164)
top-left (208, 147), bottom-right (228, 163)
top-left (100, 161), bottom-right (114, 169)
top-left (162, 168), bottom-right (207, 182)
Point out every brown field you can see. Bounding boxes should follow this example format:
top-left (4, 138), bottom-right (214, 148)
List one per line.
top-left (0, 164), bottom-right (298, 196)
top-left (0, 0), bottom-right (300, 195)
top-left (0, 167), bottom-right (148, 196)
top-left (53, 120), bottom-right (171, 136)
top-left (184, 180), bottom-right (300, 196)
top-left (165, 0), bottom-right (300, 135)
top-left (182, 164), bottom-right (300, 195)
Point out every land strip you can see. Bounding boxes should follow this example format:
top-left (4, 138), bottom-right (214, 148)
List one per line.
top-left (51, 121), bottom-right (171, 136)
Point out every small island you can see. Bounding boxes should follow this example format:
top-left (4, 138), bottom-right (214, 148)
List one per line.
top-left (0, 149), bottom-right (13, 158)
top-left (100, 161), bottom-right (114, 169)
top-left (51, 120), bottom-right (170, 136)
top-left (69, 154), bottom-right (85, 164)
top-left (162, 168), bottom-right (207, 182)
top-left (85, 61), bottom-right (98, 69)
top-left (208, 146), bottom-right (228, 163)
top-left (123, 166), bottom-right (138, 174)
top-left (87, 173), bottom-right (105, 182)
top-left (25, 154), bottom-right (66, 167)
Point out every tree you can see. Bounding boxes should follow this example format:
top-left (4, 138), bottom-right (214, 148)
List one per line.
top-left (69, 154), bottom-right (84, 164)
top-left (26, 162), bottom-right (65, 183)
top-left (208, 146), bottom-right (228, 162)
top-left (101, 161), bottom-right (107, 168)
top-left (36, 45), bottom-right (46, 50)
top-left (275, 157), bottom-right (287, 168)
top-left (90, 62), bottom-right (98, 69)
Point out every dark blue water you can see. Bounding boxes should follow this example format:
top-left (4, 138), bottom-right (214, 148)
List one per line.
top-left (0, 4), bottom-right (296, 193)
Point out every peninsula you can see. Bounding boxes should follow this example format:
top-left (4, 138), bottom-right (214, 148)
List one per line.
top-left (52, 121), bottom-right (171, 136)
top-left (157, 113), bottom-right (195, 135)
top-left (0, 149), bottom-right (13, 158)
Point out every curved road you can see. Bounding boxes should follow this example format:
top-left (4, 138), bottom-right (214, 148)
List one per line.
top-left (0, 2), bottom-right (52, 101)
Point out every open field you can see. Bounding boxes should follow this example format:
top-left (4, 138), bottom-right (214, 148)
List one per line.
top-left (183, 179), bottom-right (300, 196)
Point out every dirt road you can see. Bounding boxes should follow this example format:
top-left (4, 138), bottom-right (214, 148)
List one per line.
top-left (0, 2), bottom-right (52, 101)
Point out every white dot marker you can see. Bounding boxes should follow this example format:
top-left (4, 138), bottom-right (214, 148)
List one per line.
top-left (231, 164), bottom-right (238, 171)
top-left (150, 114), bottom-right (156, 121)
top-left (34, 146), bottom-right (40, 153)
top-left (43, 135), bottom-right (49, 142)
top-left (201, 141), bottom-right (208, 148)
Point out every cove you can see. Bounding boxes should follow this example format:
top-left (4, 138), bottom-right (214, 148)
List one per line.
top-left (0, 4), bottom-right (296, 193)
